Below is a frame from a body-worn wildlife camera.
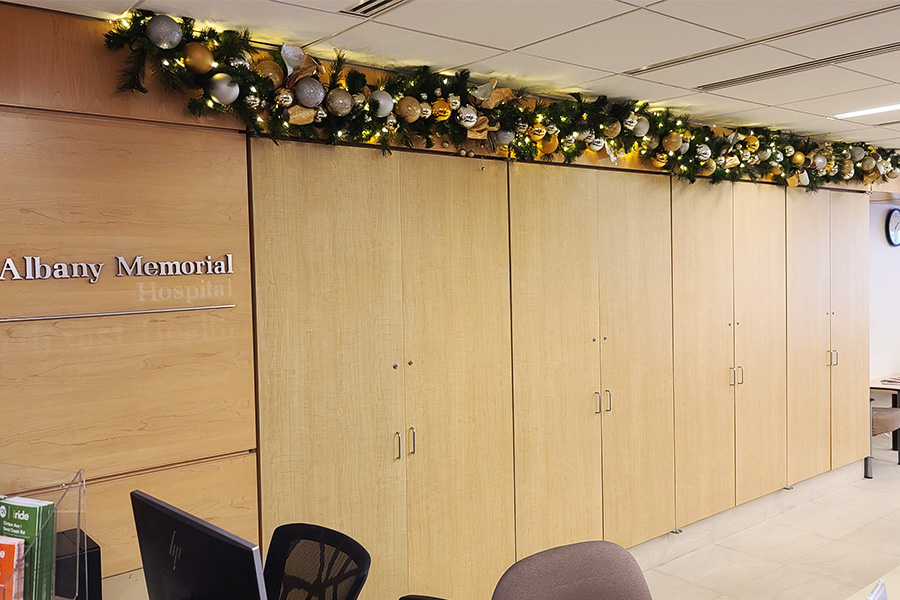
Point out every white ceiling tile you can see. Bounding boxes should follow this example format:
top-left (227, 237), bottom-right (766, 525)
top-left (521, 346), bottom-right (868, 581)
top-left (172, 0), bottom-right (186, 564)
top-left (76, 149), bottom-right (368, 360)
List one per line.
top-left (663, 93), bottom-right (766, 122)
top-left (274, 0), bottom-right (351, 12)
top-left (785, 84), bottom-right (900, 117)
top-left (835, 127), bottom-right (900, 143)
top-left (375, 0), bottom-right (634, 51)
top-left (648, 0), bottom-right (894, 40)
top-left (712, 106), bottom-right (821, 129)
top-left (769, 9), bottom-right (900, 58)
top-left (16, 0), bottom-right (134, 18)
top-left (578, 74), bottom-right (690, 103)
top-left (458, 53), bottom-right (612, 96)
top-left (520, 9), bottom-right (740, 74)
top-left (635, 45), bottom-right (805, 88)
top-left (141, 0), bottom-right (360, 45)
top-left (714, 66), bottom-right (888, 107)
top-left (841, 51), bottom-right (900, 85)
top-left (304, 21), bottom-right (500, 71)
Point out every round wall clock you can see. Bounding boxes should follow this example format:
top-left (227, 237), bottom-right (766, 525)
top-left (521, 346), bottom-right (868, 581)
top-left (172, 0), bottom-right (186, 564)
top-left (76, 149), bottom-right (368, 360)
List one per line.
top-left (888, 208), bottom-right (900, 247)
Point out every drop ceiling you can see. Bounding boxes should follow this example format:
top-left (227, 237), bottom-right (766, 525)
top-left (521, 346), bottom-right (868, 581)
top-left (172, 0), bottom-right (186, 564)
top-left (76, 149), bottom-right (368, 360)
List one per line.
top-left (15, 0), bottom-right (900, 149)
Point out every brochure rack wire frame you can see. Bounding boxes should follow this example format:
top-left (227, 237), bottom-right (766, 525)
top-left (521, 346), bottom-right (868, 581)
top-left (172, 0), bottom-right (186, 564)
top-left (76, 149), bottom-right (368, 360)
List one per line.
top-left (0, 463), bottom-right (85, 600)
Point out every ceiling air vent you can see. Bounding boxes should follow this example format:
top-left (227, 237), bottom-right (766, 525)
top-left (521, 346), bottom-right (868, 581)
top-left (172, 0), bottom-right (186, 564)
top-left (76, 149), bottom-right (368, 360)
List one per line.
top-left (341, 0), bottom-right (411, 18)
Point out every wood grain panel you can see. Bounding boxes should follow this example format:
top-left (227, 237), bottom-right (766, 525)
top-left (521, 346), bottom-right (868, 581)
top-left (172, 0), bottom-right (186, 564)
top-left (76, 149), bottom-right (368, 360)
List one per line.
top-left (672, 180), bottom-right (736, 527)
top-left (733, 183), bottom-right (787, 503)
top-left (787, 188), bottom-right (832, 484)
top-left (598, 171), bottom-right (675, 547)
top-left (830, 191), bottom-right (870, 469)
top-left (0, 4), bottom-right (235, 128)
top-left (402, 154), bottom-right (515, 599)
top-left (83, 454), bottom-right (258, 577)
top-left (509, 162), bottom-right (602, 559)
top-left (252, 141), bottom-right (408, 600)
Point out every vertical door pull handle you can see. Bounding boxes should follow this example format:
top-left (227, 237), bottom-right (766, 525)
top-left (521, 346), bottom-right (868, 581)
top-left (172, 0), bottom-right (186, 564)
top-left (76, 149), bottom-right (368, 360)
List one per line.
top-left (729, 367), bottom-right (736, 386)
top-left (737, 365), bottom-right (744, 385)
top-left (833, 350), bottom-right (839, 366)
top-left (394, 431), bottom-right (402, 460)
top-left (594, 391), bottom-right (602, 414)
top-left (605, 390), bottom-right (612, 412)
top-left (827, 349), bottom-right (833, 366)
top-left (409, 427), bottom-right (417, 455)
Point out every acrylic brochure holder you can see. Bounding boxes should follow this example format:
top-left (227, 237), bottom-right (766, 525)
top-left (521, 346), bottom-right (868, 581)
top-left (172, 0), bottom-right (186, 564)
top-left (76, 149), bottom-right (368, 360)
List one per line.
top-left (0, 463), bottom-right (85, 600)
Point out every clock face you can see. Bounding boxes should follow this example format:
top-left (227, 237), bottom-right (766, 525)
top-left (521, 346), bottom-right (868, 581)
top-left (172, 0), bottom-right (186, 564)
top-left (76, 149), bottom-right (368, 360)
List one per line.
top-left (888, 208), bottom-right (900, 247)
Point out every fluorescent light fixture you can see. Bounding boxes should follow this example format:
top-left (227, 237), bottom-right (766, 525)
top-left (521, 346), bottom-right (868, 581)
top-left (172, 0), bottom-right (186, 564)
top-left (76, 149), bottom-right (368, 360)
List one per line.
top-left (834, 103), bottom-right (900, 119)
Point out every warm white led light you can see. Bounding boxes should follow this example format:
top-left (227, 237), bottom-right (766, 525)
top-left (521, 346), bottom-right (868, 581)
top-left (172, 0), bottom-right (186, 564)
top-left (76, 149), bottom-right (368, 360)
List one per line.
top-left (834, 103), bottom-right (900, 119)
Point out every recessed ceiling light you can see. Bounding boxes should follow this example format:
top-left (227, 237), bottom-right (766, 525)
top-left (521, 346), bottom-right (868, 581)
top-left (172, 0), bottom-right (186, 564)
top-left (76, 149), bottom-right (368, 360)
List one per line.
top-left (834, 103), bottom-right (900, 119)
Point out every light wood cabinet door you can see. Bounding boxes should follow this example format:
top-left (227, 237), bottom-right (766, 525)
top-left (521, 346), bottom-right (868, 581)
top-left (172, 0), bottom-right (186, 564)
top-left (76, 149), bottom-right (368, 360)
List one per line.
top-left (673, 180), bottom-right (736, 527)
top-left (401, 154), bottom-right (515, 599)
top-left (787, 188), bottom-right (832, 484)
top-left (830, 191), bottom-right (870, 469)
top-left (510, 163), bottom-right (603, 559)
top-left (599, 172), bottom-right (675, 547)
top-left (253, 143), bottom-right (408, 600)
top-left (733, 183), bottom-right (787, 503)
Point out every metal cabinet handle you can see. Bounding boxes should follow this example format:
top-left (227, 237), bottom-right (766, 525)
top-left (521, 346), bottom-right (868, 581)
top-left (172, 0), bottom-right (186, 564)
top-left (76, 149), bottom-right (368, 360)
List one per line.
top-left (605, 390), bottom-right (612, 412)
top-left (729, 367), bottom-right (736, 386)
top-left (834, 349), bottom-right (840, 366)
top-left (594, 391), bottom-right (602, 414)
top-left (409, 427), bottom-right (417, 455)
top-left (394, 431), bottom-right (402, 460)
top-left (737, 365), bottom-right (744, 385)
top-left (827, 349), bottom-right (833, 366)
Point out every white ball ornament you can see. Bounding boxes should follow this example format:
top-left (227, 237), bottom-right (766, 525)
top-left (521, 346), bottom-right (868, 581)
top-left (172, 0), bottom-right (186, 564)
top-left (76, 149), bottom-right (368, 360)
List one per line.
top-left (457, 105), bottom-right (478, 128)
top-left (632, 116), bottom-right (650, 138)
top-left (784, 145), bottom-right (795, 157)
top-left (368, 90), bottom-right (394, 117)
top-left (146, 15), bottom-right (183, 50)
top-left (588, 137), bottom-right (606, 152)
top-left (447, 94), bottom-right (461, 110)
top-left (294, 77), bottom-right (325, 108)
top-left (850, 146), bottom-right (866, 162)
top-left (757, 148), bottom-right (771, 161)
top-left (623, 112), bottom-right (638, 130)
top-left (209, 73), bottom-right (240, 105)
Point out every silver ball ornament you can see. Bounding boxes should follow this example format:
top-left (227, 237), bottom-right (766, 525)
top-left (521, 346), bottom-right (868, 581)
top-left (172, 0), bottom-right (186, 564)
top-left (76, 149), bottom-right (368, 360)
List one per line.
top-left (562, 134), bottom-right (576, 146)
top-left (368, 90), bottom-right (394, 118)
top-left (385, 113), bottom-right (399, 131)
top-left (850, 146), bottom-right (866, 162)
top-left (842, 169), bottom-right (855, 180)
top-left (209, 73), bottom-right (240, 105)
top-left (757, 148), bottom-right (771, 161)
top-left (515, 122), bottom-right (528, 134)
top-left (680, 142), bottom-right (690, 155)
top-left (632, 116), bottom-right (651, 138)
top-left (325, 88), bottom-right (353, 117)
top-left (229, 55), bottom-right (251, 70)
top-left (294, 77), bottom-right (325, 108)
top-left (315, 107), bottom-right (327, 122)
top-left (146, 15), bottom-right (182, 50)
top-left (696, 144), bottom-right (712, 161)
top-left (773, 151), bottom-right (784, 162)
top-left (419, 102), bottom-right (432, 118)
top-left (353, 93), bottom-right (366, 107)
top-left (813, 153), bottom-right (827, 170)
top-left (420, 93), bottom-right (428, 101)
top-left (447, 94), bottom-right (461, 110)
top-left (588, 137), bottom-right (605, 152)
top-left (434, 88), bottom-right (442, 98)
top-left (583, 132), bottom-right (596, 144)
top-left (741, 151), bottom-right (751, 162)
top-left (274, 88), bottom-right (294, 108)
top-left (244, 94), bottom-right (262, 110)
top-left (494, 130), bottom-right (515, 146)
top-left (457, 105), bottom-right (478, 128)
top-left (623, 112), bottom-right (638, 130)
top-left (784, 145), bottom-right (794, 157)
top-left (861, 156), bottom-right (877, 172)
top-left (889, 168), bottom-right (900, 179)
top-left (546, 123), bottom-right (559, 136)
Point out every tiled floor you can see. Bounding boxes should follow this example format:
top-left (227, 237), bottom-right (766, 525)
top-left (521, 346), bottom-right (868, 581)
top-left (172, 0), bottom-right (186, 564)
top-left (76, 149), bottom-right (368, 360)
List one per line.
top-left (644, 434), bottom-right (900, 600)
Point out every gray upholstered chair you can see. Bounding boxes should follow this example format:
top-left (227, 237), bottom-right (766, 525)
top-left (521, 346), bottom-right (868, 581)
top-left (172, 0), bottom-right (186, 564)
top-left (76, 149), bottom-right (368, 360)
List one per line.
top-left (491, 541), bottom-right (652, 600)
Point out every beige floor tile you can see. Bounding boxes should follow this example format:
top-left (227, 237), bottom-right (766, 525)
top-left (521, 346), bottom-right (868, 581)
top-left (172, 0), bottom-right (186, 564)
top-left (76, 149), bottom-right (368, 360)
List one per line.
top-left (643, 569), bottom-right (720, 600)
top-left (726, 565), bottom-right (858, 600)
top-left (790, 539), bottom-right (900, 587)
top-left (654, 545), bottom-right (780, 595)
top-left (770, 502), bottom-right (879, 539)
top-left (814, 484), bottom-right (900, 518)
top-left (841, 515), bottom-right (900, 555)
top-left (717, 521), bottom-right (832, 564)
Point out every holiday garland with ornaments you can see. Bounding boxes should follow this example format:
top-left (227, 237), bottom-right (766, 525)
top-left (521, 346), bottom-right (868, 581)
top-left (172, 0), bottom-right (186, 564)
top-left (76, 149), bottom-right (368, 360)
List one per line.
top-left (106, 10), bottom-right (900, 189)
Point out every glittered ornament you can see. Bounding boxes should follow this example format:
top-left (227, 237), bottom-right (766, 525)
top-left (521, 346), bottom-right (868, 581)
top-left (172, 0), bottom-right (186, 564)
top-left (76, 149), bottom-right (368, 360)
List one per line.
top-left (861, 156), bottom-right (877, 172)
top-left (294, 77), bottom-right (325, 108)
top-left (662, 132), bottom-right (683, 153)
top-left (698, 159), bottom-right (716, 177)
top-left (208, 73), bottom-right (240, 105)
top-left (632, 117), bottom-right (650, 138)
top-left (325, 88), bottom-right (353, 117)
top-left (784, 145), bottom-right (795, 157)
top-left (696, 144), bottom-right (712, 161)
top-left (315, 107), bottom-right (327, 122)
top-left (146, 15), bottom-right (182, 50)
top-left (642, 134), bottom-right (660, 151)
top-left (495, 130), bottom-right (515, 146)
top-left (184, 42), bottom-right (214, 74)
top-left (447, 94), bottom-right (461, 110)
top-left (744, 135), bottom-right (760, 153)
top-left (353, 93), bottom-right (366, 107)
top-left (773, 151), bottom-right (784, 163)
top-left (516, 122), bottom-right (529, 134)
top-left (368, 90), bottom-right (394, 117)
top-left (458, 106), bottom-right (478, 128)
top-left (770, 163), bottom-right (784, 176)
top-left (588, 137), bottom-right (605, 153)
top-left (244, 94), bottom-right (262, 110)
top-left (604, 120), bottom-right (621, 138)
top-left (274, 88), bottom-right (294, 108)
top-left (431, 98), bottom-right (451, 121)
top-left (419, 102), bottom-right (432, 118)
top-left (229, 53), bottom-right (251, 70)
top-left (623, 113), bottom-right (638, 130)
top-left (813, 153), bottom-right (827, 170)
top-left (840, 158), bottom-right (855, 175)
top-left (651, 152), bottom-right (668, 168)
top-left (396, 96), bottom-right (422, 123)
top-left (757, 148), bottom-right (771, 161)
top-left (255, 60), bottom-right (285, 87)
top-left (539, 134), bottom-right (559, 154)
top-left (385, 113), bottom-right (399, 131)
top-left (790, 151), bottom-right (805, 165)
top-left (850, 146), bottom-right (866, 162)
top-left (529, 124), bottom-right (547, 141)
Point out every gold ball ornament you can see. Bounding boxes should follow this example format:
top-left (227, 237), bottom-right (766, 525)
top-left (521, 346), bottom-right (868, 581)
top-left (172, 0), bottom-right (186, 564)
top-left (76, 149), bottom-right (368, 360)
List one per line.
top-left (396, 96), bottom-right (422, 123)
top-left (744, 135), bottom-right (760, 153)
top-left (255, 60), bottom-right (285, 87)
top-left (651, 152), bottom-right (668, 168)
top-left (697, 159), bottom-right (716, 177)
top-left (840, 158), bottom-right (855, 175)
top-left (603, 120), bottom-right (621, 139)
top-left (538, 134), bottom-right (559, 155)
top-left (662, 131), bottom-right (683, 153)
top-left (770, 163), bottom-right (784, 176)
top-left (529, 124), bottom-right (547, 142)
top-left (790, 151), bottom-right (806, 165)
top-left (183, 42), bottom-right (215, 74)
top-left (431, 98), bottom-right (451, 121)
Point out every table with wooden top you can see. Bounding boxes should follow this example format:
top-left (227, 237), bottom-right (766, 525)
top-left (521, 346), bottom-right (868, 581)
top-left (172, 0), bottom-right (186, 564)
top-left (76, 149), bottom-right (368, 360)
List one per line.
top-left (869, 376), bottom-right (900, 478)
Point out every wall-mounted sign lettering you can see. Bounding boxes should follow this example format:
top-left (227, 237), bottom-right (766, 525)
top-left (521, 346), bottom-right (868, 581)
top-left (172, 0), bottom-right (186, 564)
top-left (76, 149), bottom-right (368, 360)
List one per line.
top-left (0, 254), bottom-right (233, 284)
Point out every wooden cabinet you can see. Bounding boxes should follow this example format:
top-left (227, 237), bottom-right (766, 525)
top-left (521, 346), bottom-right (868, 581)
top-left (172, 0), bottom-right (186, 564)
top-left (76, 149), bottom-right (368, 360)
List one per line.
top-left (510, 165), bottom-right (674, 553)
top-left (673, 181), bottom-right (787, 526)
top-left (787, 189), bottom-right (869, 483)
top-left (253, 143), bottom-right (514, 600)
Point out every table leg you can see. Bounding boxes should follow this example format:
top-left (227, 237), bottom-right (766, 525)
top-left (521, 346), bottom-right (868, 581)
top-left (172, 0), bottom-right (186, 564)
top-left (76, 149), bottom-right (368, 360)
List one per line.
top-left (894, 392), bottom-right (899, 452)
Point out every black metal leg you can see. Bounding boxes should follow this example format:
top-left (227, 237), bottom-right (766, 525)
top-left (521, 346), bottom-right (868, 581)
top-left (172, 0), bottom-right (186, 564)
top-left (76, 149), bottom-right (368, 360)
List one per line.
top-left (893, 393), bottom-right (899, 451)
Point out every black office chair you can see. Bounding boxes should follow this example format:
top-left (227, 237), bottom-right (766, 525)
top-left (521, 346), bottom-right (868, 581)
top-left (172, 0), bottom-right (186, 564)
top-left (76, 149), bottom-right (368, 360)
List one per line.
top-left (264, 523), bottom-right (371, 600)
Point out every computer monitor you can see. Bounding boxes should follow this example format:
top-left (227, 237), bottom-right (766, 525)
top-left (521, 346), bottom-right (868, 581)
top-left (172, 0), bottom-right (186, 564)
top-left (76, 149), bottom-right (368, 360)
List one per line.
top-left (130, 490), bottom-right (267, 600)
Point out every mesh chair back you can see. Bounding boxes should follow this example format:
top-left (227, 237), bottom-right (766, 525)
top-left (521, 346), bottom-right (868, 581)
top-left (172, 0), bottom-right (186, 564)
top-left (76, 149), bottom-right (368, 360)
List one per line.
top-left (492, 541), bottom-right (652, 600)
top-left (264, 524), bottom-right (371, 600)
